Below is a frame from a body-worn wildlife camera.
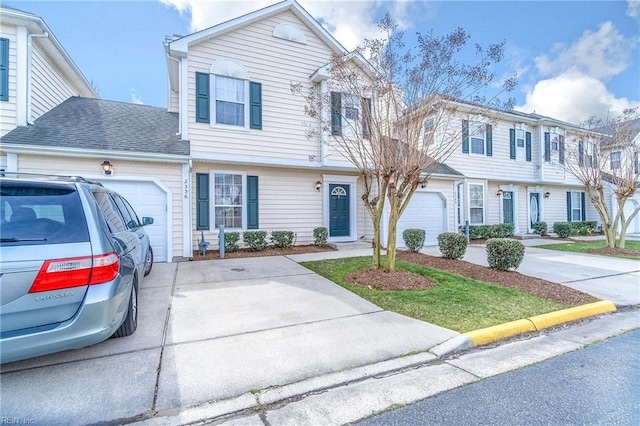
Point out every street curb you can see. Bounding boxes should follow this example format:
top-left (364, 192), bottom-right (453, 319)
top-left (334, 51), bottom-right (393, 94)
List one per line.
top-left (463, 301), bottom-right (617, 347)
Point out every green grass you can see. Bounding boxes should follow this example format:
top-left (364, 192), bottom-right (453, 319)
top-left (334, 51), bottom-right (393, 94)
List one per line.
top-left (301, 257), bottom-right (567, 333)
top-left (536, 240), bottom-right (640, 260)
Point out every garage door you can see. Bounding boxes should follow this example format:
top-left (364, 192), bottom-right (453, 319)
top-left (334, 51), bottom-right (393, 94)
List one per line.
top-left (397, 192), bottom-right (446, 246)
top-left (623, 199), bottom-right (640, 234)
top-left (99, 180), bottom-right (168, 262)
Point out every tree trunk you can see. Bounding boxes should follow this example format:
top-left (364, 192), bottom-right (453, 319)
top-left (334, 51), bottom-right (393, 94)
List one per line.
top-left (617, 221), bottom-right (629, 248)
top-left (384, 207), bottom-right (399, 273)
top-left (372, 217), bottom-right (382, 267)
top-left (603, 225), bottom-right (616, 248)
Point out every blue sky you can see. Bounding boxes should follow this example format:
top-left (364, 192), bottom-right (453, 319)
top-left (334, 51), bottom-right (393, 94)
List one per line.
top-left (7, 0), bottom-right (640, 124)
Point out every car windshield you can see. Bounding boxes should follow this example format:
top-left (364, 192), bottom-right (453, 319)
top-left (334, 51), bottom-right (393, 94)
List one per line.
top-left (0, 182), bottom-right (90, 246)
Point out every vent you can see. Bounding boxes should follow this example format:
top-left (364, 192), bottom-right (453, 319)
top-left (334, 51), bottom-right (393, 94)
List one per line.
top-left (273, 23), bottom-right (306, 44)
top-left (210, 59), bottom-right (250, 79)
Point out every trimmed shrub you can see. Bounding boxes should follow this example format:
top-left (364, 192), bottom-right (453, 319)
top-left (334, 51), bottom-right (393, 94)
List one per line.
top-left (466, 224), bottom-right (514, 240)
top-left (271, 231), bottom-right (295, 249)
top-left (402, 228), bottom-right (426, 252)
top-left (224, 231), bottom-right (240, 252)
top-left (486, 238), bottom-right (525, 270)
top-left (313, 227), bottom-right (328, 245)
top-left (553, 222), bottom-right (571, 238)
top-left (533, 221), bottom-right (548, 236)
top-left (437, 232), bottom-right (468, 260)
top-left (243, 231), bottom-right (267, 251)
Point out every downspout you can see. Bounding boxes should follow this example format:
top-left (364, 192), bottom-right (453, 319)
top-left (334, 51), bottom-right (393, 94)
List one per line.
top-left (166, 54), bottom-right (181, 136)
top-left (26, 32), bottom-right (49, 125)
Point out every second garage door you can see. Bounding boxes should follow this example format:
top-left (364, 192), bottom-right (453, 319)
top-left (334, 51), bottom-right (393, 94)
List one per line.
top-left (396, 192), bottom-right (446, 246)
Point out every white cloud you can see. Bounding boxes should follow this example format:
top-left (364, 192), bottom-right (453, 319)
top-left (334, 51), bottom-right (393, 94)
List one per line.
top-left (535, 21), bottom-right (637, 80)
top-left (129, 88), bottom-right (144, 105)
top-left (159, 0), bottom-right (417, 51)
top-left (628, 0), bottom-right (640, 18)
top-left (516, 72), bottom-right (640, 124)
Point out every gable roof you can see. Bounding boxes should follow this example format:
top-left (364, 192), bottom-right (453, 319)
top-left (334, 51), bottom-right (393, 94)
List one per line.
top-left (0, 97), bottom-right (189, 158)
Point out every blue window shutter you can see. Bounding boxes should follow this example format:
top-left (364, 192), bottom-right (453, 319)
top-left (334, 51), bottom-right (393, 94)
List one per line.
top-left (509, 129), bottom-right (516, 159)
top-left (0, 38), bottom-right (8, 102)
top-left (566, 192), bottom-right (572, 221)
top-left (485, 124), bottom-right (492, 156)
top-left (559, 135), bottom-right (565, 164)
top-left (247, 176), bottom-right (259, 229)
top-left (635, 152), bottom-right (639, 174)
top-left (331, 92), bottom-right (342, 135)
top-left (544, 132), bottom-right (550, 162)
top-left (578, 140), bottom-right (584, 166)
top-left (195, 72), bottom-right (210, 123)
top-left (196, 173), bottom-right (210, 230)
top-left (462, 120), bottom-right (469, 153)
top-left (249, 81), bottom-right (262, 130)
top-left (525, 131), bottom-right (532, 162)
top-left (362, 97), bottom-right (372, 139)
top-left (581, 192), bottom-right (586, 221)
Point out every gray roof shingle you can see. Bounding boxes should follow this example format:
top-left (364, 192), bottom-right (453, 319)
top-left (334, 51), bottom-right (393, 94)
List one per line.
top-left (1, 97), bottom-right (189, 156)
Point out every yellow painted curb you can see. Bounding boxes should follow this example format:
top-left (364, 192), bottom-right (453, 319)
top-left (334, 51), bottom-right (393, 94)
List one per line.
top-left (464, 319), bottom-right (536, 347)
top-left (528, 301), bottom-right (617, 331)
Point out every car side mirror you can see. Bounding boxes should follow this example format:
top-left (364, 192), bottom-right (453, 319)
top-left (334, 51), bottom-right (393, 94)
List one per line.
top-left (142, 217), bottom-right (154, 226)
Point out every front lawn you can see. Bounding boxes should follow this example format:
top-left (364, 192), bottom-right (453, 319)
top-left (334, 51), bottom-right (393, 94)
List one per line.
top-left (536, 240), bottom-right (640, 260)
top-left (301, 257), bottom-right (568, 333)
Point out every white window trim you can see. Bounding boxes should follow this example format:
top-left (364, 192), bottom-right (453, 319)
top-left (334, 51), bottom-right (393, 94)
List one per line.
top-left (210, 75), bottom-right (251, 131)
top-left (210, 170), bottom-right (247, 231)
top-left (515, 129), bottom-right (526, 162)
top-left (468, 182), bottom-right (485, 225)
top-left (569, 190), bottom-right (582, 223)
top-left (469, 121), bottom-right (486, 156)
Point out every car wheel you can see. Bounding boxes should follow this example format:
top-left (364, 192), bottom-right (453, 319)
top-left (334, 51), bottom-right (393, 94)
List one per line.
top-left (144, 246), bottom-right (153, 277)
top-left (113, 278), bottom-right (138, 338)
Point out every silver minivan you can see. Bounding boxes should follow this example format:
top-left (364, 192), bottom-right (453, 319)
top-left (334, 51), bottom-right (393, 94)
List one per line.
top-left (0, 175), bottom-right (154, 364)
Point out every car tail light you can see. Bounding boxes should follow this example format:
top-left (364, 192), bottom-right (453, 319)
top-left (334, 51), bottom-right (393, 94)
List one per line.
top-left (29, 253), bottom-right (120, 293)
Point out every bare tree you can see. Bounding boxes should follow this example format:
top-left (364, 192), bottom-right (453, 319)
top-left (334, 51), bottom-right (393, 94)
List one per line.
top-left (565, 109), bottom-right (640, 249)
top-left (293, 16), bottom-right (516, 272)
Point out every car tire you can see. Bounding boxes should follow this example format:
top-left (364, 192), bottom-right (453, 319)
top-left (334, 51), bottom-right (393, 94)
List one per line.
top-left (144, 246), bottom-right (153, 277)
top-left (113, 278), bottom-right (138, 338)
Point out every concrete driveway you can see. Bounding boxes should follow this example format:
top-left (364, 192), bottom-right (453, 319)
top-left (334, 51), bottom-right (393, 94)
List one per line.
top-left (0, 256), bottom-right (457, 425)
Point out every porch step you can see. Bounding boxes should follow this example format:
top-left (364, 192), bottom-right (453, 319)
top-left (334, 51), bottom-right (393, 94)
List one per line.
top-left (328, 241), bottom-right (373, 251)
top-left (513, 234), bottom-right (541, 240)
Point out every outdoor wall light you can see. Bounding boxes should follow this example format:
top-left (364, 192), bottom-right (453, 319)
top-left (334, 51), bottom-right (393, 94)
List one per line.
top-left (314, 181), bottom-right (323, 192)
top-left (544, 191), bottom-right (551, 199)
top-left (101, 160), bottom-right (114, 175)
top-left (496, 189), bottom-right (503, 196)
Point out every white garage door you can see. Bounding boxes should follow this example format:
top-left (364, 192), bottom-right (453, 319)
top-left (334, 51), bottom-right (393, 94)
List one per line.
top-left (99, 180), bottom-right (168, 262)
top-left (397, 192), bottom-right (446, 246)
top-left (623, 199), bottom-right (640, 234)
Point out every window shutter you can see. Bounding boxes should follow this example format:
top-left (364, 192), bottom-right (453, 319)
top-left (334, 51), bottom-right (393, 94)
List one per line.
top-left (195, 72), bottom-right (210, 123)
top-left (331, 92), bottom-right (342, 136)
top-left (0, 38), bottom-right (8, 102)
top-left (249, 82), bottom-right (262, 130)
top-left (196, 173), bottom-right (210, 230)
top-left (247, 175), bottom-right (259, 229)
top-left (581, 192), bottom-right (586, 221)
top-left (485, 124), bottom-right (492, 156)
top-left (578, 140), bottom-right (584, 167)
top-left (635, 152), bottom-right (639, 174)
top-left (525, 131), bottom-right (532, 162)
top-left (362, 97), bottom-right (372, 139)
top-left (462, 120), bottom-right (469, 153)
top-left (544, 132), bottom-right (550, 162)
top-left (559, 135), bottom-right (565, 164)
top-left (509, 129), bottom-right (516, 159)
top-left (566, 192), bottom-right (572, 221)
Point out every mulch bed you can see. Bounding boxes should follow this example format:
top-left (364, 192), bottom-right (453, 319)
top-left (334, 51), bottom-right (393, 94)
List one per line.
top-left (192, 244), bottom-right (336, 260)
top-left (397, 251), bottom-right (598, 306)
top-left (346, 267), bottom-right (435, 291)
top-left (588, 247), bottom-right (640, 257)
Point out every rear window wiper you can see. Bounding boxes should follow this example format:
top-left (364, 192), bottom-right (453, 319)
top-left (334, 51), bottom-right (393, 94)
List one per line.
top-left (1, 237), bottom-right (48, 242)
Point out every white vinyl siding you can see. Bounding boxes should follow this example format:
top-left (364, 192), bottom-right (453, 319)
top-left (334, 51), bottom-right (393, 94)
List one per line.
top-left (0, 25), bottom-right (17, 136)
top-left (168, 89), bottom-right (179, 113)
top-left (30, 42), bottom-right (76, 121)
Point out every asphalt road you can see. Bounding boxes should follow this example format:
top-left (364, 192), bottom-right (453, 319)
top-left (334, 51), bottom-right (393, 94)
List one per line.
top-left (357, 329), bottom-right (640, 426)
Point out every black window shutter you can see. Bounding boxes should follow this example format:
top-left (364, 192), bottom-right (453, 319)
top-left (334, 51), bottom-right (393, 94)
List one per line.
top-left (249, 82), bottom-right (262, 130)
top-left (196, 173), bottom-right (210, 230)
top-left (362, 97), bottom-right (372, 139)
top-left (525, 131), bottom-right (532, 162)
top-left (331, 92), bottom-right (342, 136)
top-left (247, 176), bottom-right (259, 229)
top-left (566, 192), bottom-right (572, 221)
top-left (578, 140), bottom-right (584, 166)
top-left (462, 120), bottom-right (469, 153)
top-left (544, 132), bottom-right (550, 162)
top-left (509, 129), bottom-right (516, 159)
top-left (485, 124), bottom-right (492, 156)
top-left (195, 72), bottom-right (210, 123)
top-left (559, 136), bottom-right (565, 164)
top-left (581, 192), bottom-right (586, 221)
top-left (0, 38), bottom-right (9, 101)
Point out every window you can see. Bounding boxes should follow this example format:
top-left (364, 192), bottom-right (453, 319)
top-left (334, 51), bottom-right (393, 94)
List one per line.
top-left (469, 184), bottom-right (484, 224)
top-left (571, 191), bottom-right (581, 222)
top-left (215, 76), bottom-right (245, 126)
top-left (551, 141), bottom-right (559, 151)
top-left (545, 131), bottom-right (565, 164)
top-left (423, 117), bottom-right (435, 144)
top-left (0, 38), bottom-right (8, 102)
top-left (331, 92), bottom-right (371, 139)
top-left (516, 129), bottom-right (525, 160)
top-left (610, 151), bottom-right (621, 170)
top-left (92, 191), bottom-right (127, 233)
top-left (214, 173), bottom-right (244, 228)
top-left (470, 122), bottom-right (485, 154)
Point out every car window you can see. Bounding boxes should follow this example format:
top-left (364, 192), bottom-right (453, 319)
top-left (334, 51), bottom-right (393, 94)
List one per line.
top-left (0, 182), bottom-right (90, 246)
top-left (111, 194), bottom-right (139, 230)
top-left (120, 197), bottom-right (141, 228)
top-left (91, 190), bottom-right (127, 233)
